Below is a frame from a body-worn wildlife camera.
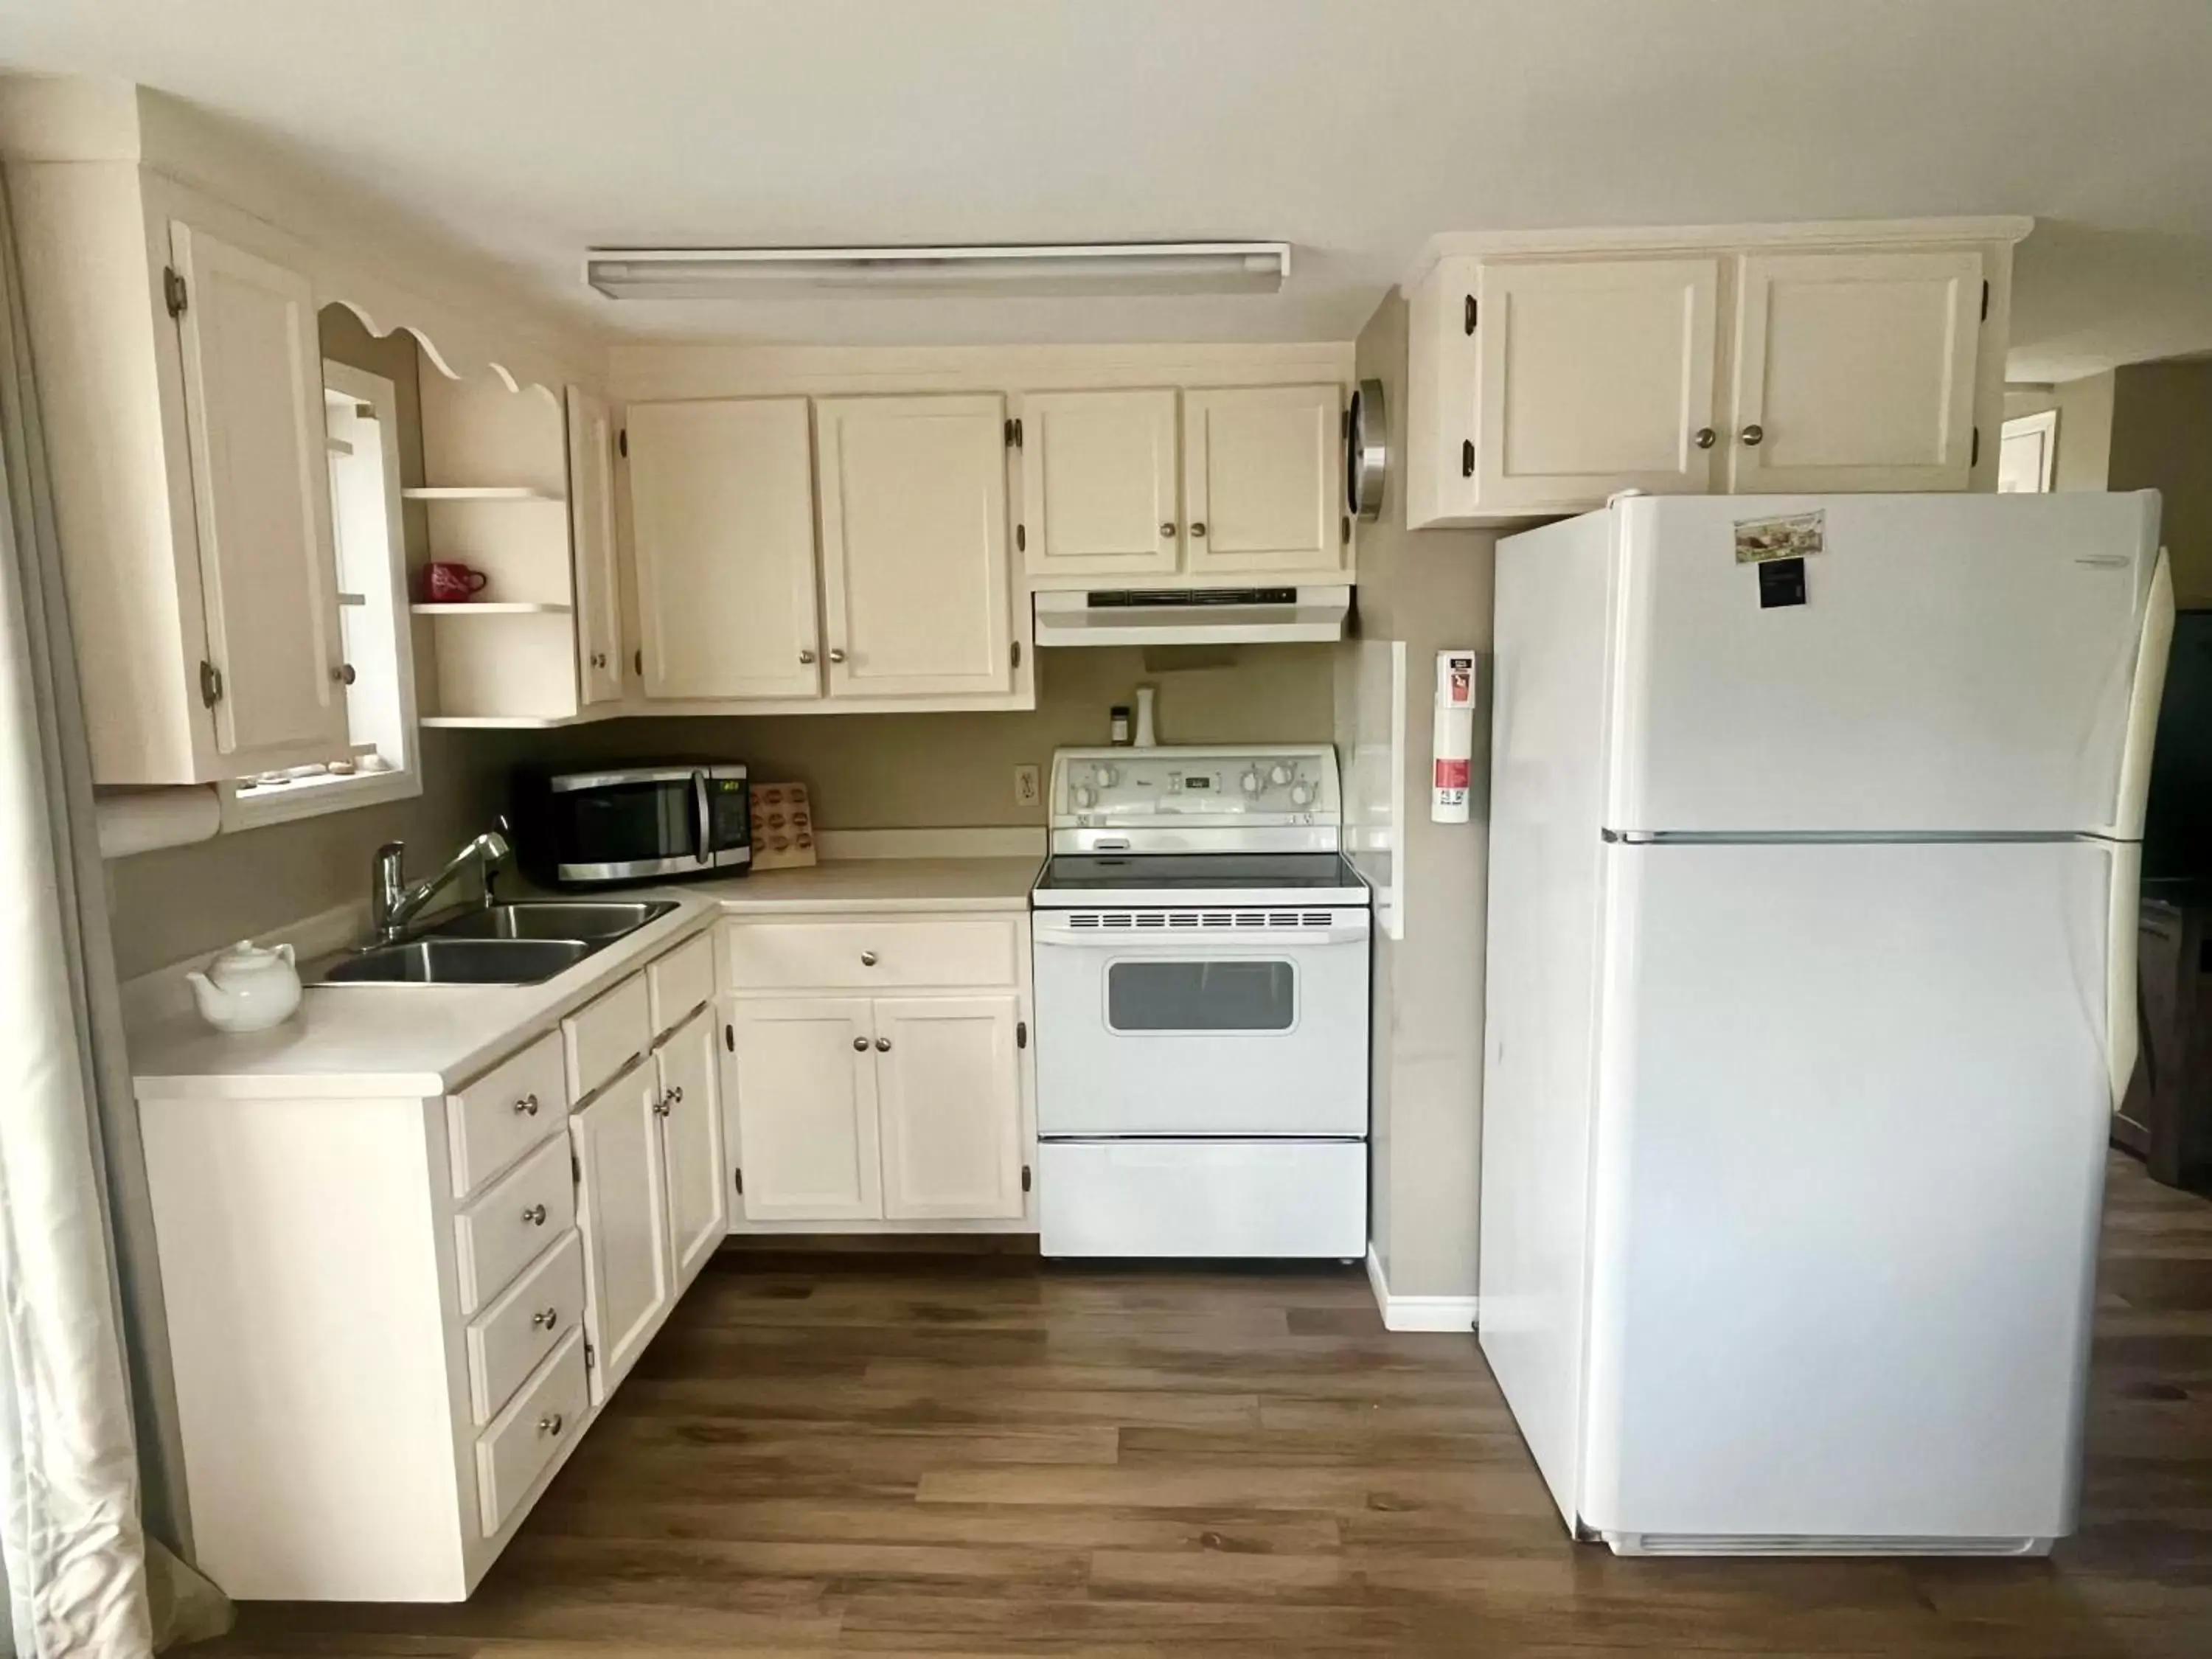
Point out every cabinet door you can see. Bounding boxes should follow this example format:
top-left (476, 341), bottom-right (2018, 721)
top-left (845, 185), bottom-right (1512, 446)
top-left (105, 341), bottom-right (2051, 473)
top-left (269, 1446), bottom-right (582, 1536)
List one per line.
top-left (565, 386), bottom-right (624, 706)
top-left (815, 395), bottom-right (1014, 698)
top-left (1474, 258), bottom-right (1720, 512)
top-left (1182, 385), bottom-right (1341, 576)
top-left (628, 398), bottom-right (820, 700)
top-left (874, 996), bottom-right (1025, 1221)
top-left (570, 1067), bottom-right (672, 1403)
top-left (1020, 389), bottom-right (1181, 580)
top-left (1729, 251), bottom-right (1982, 493)
top-left (168, 220), bottom-right (349, 765)
top-left (725, 998), bottom-right (883, 1220)
top-left (656, 1008), bottom-right (727, 1287)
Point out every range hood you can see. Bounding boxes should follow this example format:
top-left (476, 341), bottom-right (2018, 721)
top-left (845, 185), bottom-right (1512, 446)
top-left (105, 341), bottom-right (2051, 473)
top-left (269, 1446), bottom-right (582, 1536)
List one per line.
top-left (1034, 585), bottom-right (1350, 647)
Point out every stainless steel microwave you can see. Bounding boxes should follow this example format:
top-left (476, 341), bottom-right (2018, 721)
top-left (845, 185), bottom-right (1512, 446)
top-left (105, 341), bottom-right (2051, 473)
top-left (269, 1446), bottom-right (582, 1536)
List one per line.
top-left (514, 764), bottom-right (751, 887)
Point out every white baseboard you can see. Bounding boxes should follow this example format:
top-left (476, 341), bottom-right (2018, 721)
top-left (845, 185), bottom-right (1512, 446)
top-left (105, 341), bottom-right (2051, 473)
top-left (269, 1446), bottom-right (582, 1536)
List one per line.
top-left (1365, 1245), bottom-right (1479, 1334)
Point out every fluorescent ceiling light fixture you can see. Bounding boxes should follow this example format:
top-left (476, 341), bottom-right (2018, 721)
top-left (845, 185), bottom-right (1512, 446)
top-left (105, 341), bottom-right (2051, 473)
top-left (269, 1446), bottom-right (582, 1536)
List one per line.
top-left (583, 242), bottom-right (1290, 300)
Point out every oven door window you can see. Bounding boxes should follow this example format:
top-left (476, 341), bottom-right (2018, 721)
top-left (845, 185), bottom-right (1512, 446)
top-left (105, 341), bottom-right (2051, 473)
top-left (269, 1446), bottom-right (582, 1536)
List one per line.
top-left (1105, 959), bottom-right (1297, 1033)
top-left (560, 781), bottom-right (698, 865)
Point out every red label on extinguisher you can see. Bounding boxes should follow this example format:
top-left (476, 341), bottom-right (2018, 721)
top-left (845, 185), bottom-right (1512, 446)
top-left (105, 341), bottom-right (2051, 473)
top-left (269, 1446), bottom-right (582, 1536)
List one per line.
top-left (1434, 757), bottom-right (1470, 790)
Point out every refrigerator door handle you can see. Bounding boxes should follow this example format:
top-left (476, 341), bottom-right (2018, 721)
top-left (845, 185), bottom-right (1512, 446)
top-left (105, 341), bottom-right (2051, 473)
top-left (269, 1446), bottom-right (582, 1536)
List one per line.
top-left (2104, 838), bottom-right (2144, 1113)
top-left (2108, 547), bottom-right (2174, 841)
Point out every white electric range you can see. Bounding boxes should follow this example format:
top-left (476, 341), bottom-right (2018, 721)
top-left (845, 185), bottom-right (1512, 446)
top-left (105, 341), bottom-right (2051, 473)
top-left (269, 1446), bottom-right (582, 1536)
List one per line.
top-left (1030, 745), bottom-right (1371, 1259)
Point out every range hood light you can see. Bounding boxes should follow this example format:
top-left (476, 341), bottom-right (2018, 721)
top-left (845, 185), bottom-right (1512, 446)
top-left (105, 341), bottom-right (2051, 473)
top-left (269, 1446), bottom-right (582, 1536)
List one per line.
top-left (584, 243), bottom-right (1290, 300)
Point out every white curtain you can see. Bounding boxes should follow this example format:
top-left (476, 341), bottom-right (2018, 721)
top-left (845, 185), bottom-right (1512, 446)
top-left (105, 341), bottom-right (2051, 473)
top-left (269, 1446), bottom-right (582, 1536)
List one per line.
top-left (0, 174), bottom-right (227, 1655)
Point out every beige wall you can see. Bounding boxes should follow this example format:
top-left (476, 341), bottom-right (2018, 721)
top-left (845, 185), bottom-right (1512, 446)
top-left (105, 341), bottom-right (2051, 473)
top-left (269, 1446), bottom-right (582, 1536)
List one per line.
top-left (103, 307), bottom-right (525, 980)
top-left (2107, 360), bottom-right (2212, 607)
top-left (532, 644), bottom-right (1337, 828)
top-left (1342, 292), bottom-right (1495, 1301)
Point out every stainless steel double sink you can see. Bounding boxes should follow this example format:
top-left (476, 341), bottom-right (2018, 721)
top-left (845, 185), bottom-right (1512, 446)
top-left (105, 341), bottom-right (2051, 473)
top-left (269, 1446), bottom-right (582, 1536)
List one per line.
top-left (315, 900), bottom-right (678, 987)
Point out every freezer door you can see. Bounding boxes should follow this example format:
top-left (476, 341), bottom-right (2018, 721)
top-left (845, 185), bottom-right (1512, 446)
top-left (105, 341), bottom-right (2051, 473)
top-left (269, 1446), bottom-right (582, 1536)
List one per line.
top-left (1607, 493), bottom-right (2165, 835)
top-left (1579, 839), bottom-right (2122, 1543)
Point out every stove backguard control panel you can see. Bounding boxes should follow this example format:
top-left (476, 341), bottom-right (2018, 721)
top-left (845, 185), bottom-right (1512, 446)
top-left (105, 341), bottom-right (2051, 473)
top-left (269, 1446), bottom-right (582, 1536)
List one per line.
top-left (1048, 745), bottom-right (1343, 835)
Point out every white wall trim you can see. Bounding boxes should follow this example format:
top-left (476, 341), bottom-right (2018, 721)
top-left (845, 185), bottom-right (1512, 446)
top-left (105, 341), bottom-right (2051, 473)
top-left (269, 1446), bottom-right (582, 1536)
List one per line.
top-left (1366, 1245), bottom-right (1479, 1334)
top-left (813, 827), bottom-right (1046, 861)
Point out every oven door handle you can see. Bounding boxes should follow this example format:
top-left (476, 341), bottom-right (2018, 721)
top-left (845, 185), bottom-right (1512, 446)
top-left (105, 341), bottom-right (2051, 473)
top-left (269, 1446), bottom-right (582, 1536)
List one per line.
top-left (692, 768), bottom-right (712, 866)
top-left (1032, 919), bottom-right (1369, 949)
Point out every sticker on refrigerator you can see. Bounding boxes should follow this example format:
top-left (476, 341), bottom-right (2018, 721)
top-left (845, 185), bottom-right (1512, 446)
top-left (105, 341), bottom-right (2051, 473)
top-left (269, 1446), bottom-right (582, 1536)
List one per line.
top-left (1733, 510), bottom-right (1824, 564)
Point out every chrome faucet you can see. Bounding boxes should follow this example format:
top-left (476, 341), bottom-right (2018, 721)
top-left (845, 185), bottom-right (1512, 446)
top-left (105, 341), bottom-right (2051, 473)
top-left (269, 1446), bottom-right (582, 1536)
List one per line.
top-left (372, 830), bottom-right (512, 944)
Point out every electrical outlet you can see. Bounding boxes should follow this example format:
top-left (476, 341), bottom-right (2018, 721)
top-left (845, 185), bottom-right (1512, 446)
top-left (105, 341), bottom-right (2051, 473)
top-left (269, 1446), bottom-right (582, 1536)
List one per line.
top-left (1014, 764), bottom-right (1042, 808)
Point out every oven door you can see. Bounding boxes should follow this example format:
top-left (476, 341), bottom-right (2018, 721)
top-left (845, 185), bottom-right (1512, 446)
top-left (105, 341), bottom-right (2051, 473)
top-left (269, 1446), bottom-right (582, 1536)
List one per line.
top-left (1032, 908), bottom-right (1370, 1137)
top-left (548, 766), bottom-right (749, 883)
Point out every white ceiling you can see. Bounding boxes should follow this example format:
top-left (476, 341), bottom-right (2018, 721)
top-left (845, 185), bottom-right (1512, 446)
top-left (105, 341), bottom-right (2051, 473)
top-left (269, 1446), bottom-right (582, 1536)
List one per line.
top-left (2, 0), bottom-right (2210, 379)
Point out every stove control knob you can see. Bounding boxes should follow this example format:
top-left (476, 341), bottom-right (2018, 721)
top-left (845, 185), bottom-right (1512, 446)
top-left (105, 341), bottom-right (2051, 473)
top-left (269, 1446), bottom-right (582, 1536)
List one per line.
top-left (1239, 768), bottom-right (1265, 796)
top-left (1074, 785), bottom-right (1097, 809)
top-left (1290, 781), bottom-right (1316, 808)
top-left (1095, 763), bottom-right (1119, 788)
top-left (1268, 762), bottom-right (1294, 787)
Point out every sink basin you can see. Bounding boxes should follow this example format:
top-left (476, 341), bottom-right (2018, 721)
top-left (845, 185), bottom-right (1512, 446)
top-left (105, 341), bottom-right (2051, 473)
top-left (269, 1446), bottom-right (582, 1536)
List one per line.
top-left (427, 900), bottom-right (677, 943)
top-left (317, 937), bottom-right (594, 986)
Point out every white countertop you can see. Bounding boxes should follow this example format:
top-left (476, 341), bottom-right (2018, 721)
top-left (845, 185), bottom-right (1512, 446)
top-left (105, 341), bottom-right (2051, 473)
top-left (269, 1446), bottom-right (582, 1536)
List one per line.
top-left (128, 857), bottom-right (1040, 1101)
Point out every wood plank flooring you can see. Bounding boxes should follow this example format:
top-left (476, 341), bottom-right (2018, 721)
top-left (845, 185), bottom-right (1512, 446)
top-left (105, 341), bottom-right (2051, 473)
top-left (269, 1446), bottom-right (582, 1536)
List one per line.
top-left (201, 1153), bottom-right (2212, 1656)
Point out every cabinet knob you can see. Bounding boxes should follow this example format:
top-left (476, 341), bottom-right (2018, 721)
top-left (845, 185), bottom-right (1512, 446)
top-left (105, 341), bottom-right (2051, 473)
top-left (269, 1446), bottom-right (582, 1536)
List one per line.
top-left (1158, 521), bottom-right (1176, 538)
top-left (522, 1203), bottom-right (548, 1226)
top-left (860, 950), bottom-right (878, 967)
top-left (1189, 521), bottom-right (1206, 538)
top-left (330, 663), bottom-right (356, 686)
top-left (1739, 424), bottom-right (1764, 448)
top-left (799, 648), bottom-right (816, 664)
top-left (1693, 427), bottom-right (1717, 450)
top-left (513, 1093), bottom-right (539, 1116)
top-left (874, 1037), bottom-right (891, 1053)
top-left (829, 648), bottom-right (846, 664)
top-left (538, 1412), bottom-right (564, 1436)
top-left (852, 1035), bottom-right (869, 1053)
top-left (532, 1306), bottom-right (557, 1329)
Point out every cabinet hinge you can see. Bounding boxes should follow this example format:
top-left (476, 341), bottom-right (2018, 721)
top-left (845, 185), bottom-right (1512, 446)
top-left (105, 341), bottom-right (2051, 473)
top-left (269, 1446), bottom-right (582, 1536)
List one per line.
top-left (633, 648), bottom-right (643, 677)
top-left (1016, 1019), bottom-right (1028, 1049)
top-left (1971, 425), bottom-right (1981, 467)
top-left (1022, 1164), bottom-right (1032, 1194)
top-left (1341, 514), bottom-right (1351, 546)
top-left (734, 1167), bottom-right (743, 1194)
top-left (571, 1152), bottom-right (580, 1183)
top-left (583, 1340), bottom-right (596, 1369)
top-left (197, 659), bottom-right (223, 707)
top-left (618, 427), bottom-right (628, 458)
top-left (1005, 417), bottom-right (1023, 448)
top-left (1464, 294), bottom-right (1477, 334)
top-left (724, 1021), bottom-right (734, 1052)
top-left (1461, 439), bottom-right (1475, 479)
top-left (163, 266), bottom-right (187, 318)
top-left (1980, 280), bottom-right (1990, 323)
top-left (1011, 640), bottom-right (1022, 670)
top-left (1016, 523), bottom-right (1026, 554)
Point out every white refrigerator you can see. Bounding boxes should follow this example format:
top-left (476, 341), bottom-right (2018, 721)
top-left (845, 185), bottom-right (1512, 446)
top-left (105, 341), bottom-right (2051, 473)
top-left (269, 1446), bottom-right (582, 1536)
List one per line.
top-left (1480, 492), bottom-right (2173, 1557)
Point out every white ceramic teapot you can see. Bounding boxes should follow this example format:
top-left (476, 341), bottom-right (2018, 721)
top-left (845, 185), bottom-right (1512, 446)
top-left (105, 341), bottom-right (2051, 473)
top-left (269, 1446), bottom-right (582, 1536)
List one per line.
top-left (186, 939), bottom-right (303, 1034)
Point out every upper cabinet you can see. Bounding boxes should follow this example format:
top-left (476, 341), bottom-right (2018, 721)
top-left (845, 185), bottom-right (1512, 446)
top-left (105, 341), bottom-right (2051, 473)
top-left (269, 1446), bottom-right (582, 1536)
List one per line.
top-left (1018, 383), bottom-right (1346, 588)
top-left (565, 387), bottom-right (624, 706)
top-left (1404, 219), bottom-right (2026, 527)
top-left (8, 162), bottom-right (352, 783)
top-left (625, 393), bottom-right (1032, 714)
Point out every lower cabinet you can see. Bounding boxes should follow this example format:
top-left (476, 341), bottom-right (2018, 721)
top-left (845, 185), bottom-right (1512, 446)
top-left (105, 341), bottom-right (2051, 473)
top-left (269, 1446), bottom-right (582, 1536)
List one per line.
top-left (720, 911), bottom-right (1033, 1228)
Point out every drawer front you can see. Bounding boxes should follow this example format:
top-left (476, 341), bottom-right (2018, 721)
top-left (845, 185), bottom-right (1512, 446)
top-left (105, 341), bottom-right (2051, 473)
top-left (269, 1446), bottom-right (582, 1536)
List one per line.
top-left (448, 1032), bottom-right (569, 1198)
top-left (475, 1328), bottom-right (588, 1537)
top-left (648, 931), bottom-right (717, 1038)
top-left (456, 1136), bottom-right (577, 1315)
top-left (563, 972), bottom-right (650, 1102)
top-left (723, 917), bottom-right (1020, 992)
top-left (465, 1228), bottom-right (585, 1427)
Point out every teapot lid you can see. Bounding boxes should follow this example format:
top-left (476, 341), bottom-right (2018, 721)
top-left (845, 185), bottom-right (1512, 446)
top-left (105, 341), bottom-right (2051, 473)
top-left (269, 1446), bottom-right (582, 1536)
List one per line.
top-left (208, 939), bottom-right (289, 980)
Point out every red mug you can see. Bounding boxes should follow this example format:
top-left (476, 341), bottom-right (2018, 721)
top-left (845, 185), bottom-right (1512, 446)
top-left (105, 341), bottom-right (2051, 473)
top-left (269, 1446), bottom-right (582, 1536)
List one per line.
top-left (423, 562), bottom-right (489, 602)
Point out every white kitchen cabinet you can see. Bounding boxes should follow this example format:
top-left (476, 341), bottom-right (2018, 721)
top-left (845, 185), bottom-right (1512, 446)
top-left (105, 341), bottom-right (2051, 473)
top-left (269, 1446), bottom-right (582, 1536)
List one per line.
top-left (726, 998), bottom-right (883, 1221)
top-left (815, 394), bottom-right (1016, 698)
top-left (1019, 389), bottom-right (1183, 579)
top-left (1470, 259), bottom-right (1720, 513)
top-left (565, 386), bottom-right (624, 705)
top-left (1402, 218), bottom-right (2027, 527)
top-left (656, 1006), bottom-right (728, 1284)
top-left (1728, 251), bottom-right (1983, 493)
top-left (570, 1066), bottom-right (672, 1404)
top-left (874, 995), bottom-right (1026, 1221)
top-left (1182, 384), bottom-right (1343, 577)
top-left (628, 397), bottom-right (821, 701)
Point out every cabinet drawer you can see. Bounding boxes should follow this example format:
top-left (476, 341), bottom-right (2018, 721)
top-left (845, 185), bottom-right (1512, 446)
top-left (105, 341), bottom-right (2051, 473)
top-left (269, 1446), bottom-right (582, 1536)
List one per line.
top-left (648, 931), bottom-right (717, 1038)
top-left (456, 1136), bottom-right (576, 1315)
top-left (448, 1032), bottom-right (568, 1198)
top-left (563, 972), bottom-right (650, 1102)
top-left (475, 1328), bottom-right (588, 1538)
top-left (465, 1228), bottom-right (585, 1427)
top-left (723, 917), bottom-right (1020, 991)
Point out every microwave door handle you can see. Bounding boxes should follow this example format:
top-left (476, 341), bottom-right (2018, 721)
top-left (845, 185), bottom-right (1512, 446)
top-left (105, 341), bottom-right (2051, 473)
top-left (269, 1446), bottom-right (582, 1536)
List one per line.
top-left (692, 770), bottom-right (712, 866)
